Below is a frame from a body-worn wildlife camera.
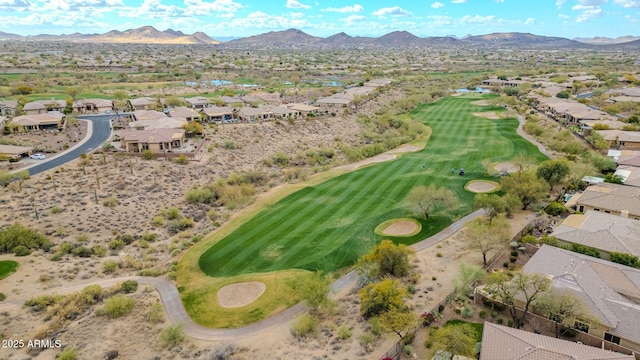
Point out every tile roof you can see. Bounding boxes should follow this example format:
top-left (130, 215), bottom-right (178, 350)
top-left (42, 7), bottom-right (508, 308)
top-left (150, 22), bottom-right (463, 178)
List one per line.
top-left (551, 210), bottom-right (640, 256)
top-left (201, 106), bottom-right (233, 116)
top-left (576, 183), bottom-right (640, 216)
top-left (116, 128), bottom-right (185, 143)
top-left (481, 322), bottom-right (634, 360)
top-left (523, 245), bottom-right (640, 343)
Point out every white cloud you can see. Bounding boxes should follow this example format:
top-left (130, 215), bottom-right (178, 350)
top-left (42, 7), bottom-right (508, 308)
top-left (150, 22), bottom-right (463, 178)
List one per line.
top-left (431, 2), bottom-right (444, 8)
top-left (321, 4), bottom-right (363, 13)
top-left (451, 0), bottom-right (466, 3)
top-left (459, 14), bottom-right (496, 24)
top-left (372, 6), bottom-right (412, 17)
top-left (558, 13), bottom-right (570, 18)
top-left (0, 0), bottom-right (30, 11)
top-left (614, 0), bottom-right (640, 7)
top-left (183, 0), bottom-right (244, 16)
top-left (340, 14), bottom-right (367, 25)
top-left (286, 0), bottom-right (310, 9)
top-left (555, 0), bottom-right (567, 8)
top-left (577, 0), bottom-right (606, 5)
top-left (574, 7), bottom-right (602, 21)
top-left (524, 17), bottom-right (535, 24)
top-left (496, 0), bottom-right (505, 3)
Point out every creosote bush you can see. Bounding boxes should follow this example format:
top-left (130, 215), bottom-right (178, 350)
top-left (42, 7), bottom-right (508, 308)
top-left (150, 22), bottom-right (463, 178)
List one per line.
top-left (103, 294), bottom-right (135, 318)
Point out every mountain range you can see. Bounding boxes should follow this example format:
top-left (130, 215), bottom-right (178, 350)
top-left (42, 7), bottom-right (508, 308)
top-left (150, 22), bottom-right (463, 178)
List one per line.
top-left (1, 26), bottom-right (639, 50)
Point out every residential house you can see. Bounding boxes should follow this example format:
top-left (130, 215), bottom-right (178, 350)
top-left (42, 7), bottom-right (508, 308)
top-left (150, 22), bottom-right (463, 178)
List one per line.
top-left (482, 77), bottom-right (526, 87)
top-left (201, 106), bottom-right (234, 123)
top-left (551, 210), bottom-right (640, 259)
top-left (614, 165), bottom-right (640, 187)
top-left (236, 107), bottom-right (272, 123)
top-left (128, 97), bottom-right (160, 111)
top-left (0, 144), bottom-right (33, 159)
top-left (185, 96), bottom-right (209, 109)
top-left (315, 94), bottom-right (352, 109)
top-left (261, 105), bottom-right (298, 120)
top-left (115, 128), bottom-right (185, 153)
top-left (597, 130), bottom-right (640, 150)
top-left (168, 106), bottom-right (201, 122)
top-left (480, 322), bottom-right (635, 360)
top-left (23, 99), bottom-right (67, 115)
top-left (534, 98), bottom-right (616, 126)
top-left (569, 182), bottom-right (640, 219)
top-left (521, 245), bottom-right (640, 355)
top-left (0, 100), bottom-right (18, 115)
top-left (257, 93), bottom-right (281, 105)
top-left (284, 103), bottom-right (321, 116)
top-left (219, 96), bottom-right (244, 107)
top-left (9, 113), bottom-right (65, 132)
top-left (72, 99), bottom-right (114, 114)
top-left (130, 110), bottom-right (167, 122)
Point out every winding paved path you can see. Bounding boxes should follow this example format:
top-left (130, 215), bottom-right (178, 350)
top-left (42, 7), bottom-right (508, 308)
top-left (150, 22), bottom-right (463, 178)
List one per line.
top-left (0, 209), bottom-right (484, 340)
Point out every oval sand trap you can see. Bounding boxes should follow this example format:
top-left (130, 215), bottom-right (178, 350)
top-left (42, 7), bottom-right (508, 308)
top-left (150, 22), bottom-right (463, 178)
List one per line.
top-left (494, 162), bottom-right (519, 173)
top-left (375, 218), bottom-right (422, 237)
top-left (465, 180), bottom-right (499, 193)
top-left (217, 281), bottom-right (266, 308)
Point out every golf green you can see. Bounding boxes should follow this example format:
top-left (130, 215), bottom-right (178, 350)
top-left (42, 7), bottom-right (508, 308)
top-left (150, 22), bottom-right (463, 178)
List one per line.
top-left (0, 260), bottom-right (18, 280)
top-left (198, 95), bottom-right (546, 277)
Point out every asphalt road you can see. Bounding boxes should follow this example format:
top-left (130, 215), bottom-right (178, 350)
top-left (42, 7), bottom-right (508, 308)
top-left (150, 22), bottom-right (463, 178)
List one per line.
top-left (26, 114), bottom-right (120, 176)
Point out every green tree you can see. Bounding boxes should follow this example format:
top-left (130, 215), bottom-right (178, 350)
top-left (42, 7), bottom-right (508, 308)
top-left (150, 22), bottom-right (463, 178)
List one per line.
top-left (609, 252), bottom-right (640, 268)
top-left (474, 193), bottom-right (506, 220)
top-left (379, 307), bottom-right (415, 341)
top-left (359, 278), bottom-right (406, 318)
top-left (357, 239), bottom-right (415, 279)
top-left (406, 184), bottom-right (457, 219)
top-left (183, 121), bottom-right (204, 136)
top-left (501, 171), bottom-right (548, 210)
top-left (165, 96), bottom-right (187, 108)
top-left (452, 263), bottom-right (486, 298)
top-left (485, 270), bottom-right (550, 328)
top-left (536, 289), bottom-right (594, 338)
top-left (536, 159), bottom-right (570, 191)
top-left (299, 271), bottom-right (333, 312)
top-left (464, 215), bottom-right (510, 266)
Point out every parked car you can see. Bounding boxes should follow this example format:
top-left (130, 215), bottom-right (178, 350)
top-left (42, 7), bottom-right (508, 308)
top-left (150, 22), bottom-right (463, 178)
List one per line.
top-left (30, 153), bottom-right (46, 160)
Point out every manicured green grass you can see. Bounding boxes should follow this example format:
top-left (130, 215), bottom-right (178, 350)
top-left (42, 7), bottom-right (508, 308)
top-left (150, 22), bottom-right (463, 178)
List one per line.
top-left (0, 260), bottom-right (18, 280)
top-left (198, 95), bottom-right (547, 278)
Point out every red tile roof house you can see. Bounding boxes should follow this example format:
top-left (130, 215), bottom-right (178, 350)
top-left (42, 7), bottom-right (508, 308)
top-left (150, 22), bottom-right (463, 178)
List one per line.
top-left (115, 128), bottom-right (185, 153)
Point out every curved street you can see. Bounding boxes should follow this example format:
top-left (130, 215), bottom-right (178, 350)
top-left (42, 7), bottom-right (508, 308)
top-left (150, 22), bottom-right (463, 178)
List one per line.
top-left (21, 114), bottom-right (121, 177)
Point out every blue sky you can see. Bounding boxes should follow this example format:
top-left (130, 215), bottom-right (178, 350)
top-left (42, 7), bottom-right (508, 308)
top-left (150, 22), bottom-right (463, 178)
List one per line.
top-left (0, 0), bottom-right (638, 39)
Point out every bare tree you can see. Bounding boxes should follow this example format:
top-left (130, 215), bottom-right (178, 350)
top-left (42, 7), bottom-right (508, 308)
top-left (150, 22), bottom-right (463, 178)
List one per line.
top-left (464, 215), bottom-right (511, 266)
top-left (485, 270), bottom-right (550, 328)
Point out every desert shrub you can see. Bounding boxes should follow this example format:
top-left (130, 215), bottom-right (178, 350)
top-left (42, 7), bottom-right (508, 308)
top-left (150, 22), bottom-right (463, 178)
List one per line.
top-left (102, 260), bottom-right (119, 274)
top-left (338, 325), bottom-right (352, 340)
top-left (141, 150), bottom-right (155, 160)
top-left (71, 246), bottom-right (92, 258)
top-left (0, 292), bottom-right (5, 301)
top-left (24, 294), bottom-right (63, 309)
top-left (108, 239), bottom-right (125, 250)
top-left (510, 256), bottom-right (518, 263)
top-left (166, 207), bottom-right (180, 220)
top-left (57, 347), bottom-right (77, 360)
top-left (159, 324), bottom-right (184, 348)
top-left (103, 295), bottom-right (135, 318)
top-left (92, 245), bottom-right (107, 257)
top-left (167, 217), bottom-right (194, 234)
top-left (479, 310), bottom-right (487, 319)
top-left (75, 233), bottom-right (90, 243)
top-left (222, 141), bottom-right (238, 149)
top-left (50, 206), bottom-right (64, 214)
top-left (462, 306), bottom-right (474, 318)
top-left (211, 344), bottom-right (238, 360)
top-left (545, 201), bottom-right (566, 216)
top-left (152, 216), bottom-right (164, 227)
top-left (120, 280), bottom-right (138, 294)
top-left (218, 184), bottom-right (255, 210)
top-left (142, 233), bottom-right (157, 242)
top-left (173, 154), bottom-right (189, 164)
top-left (290, 313), bottom-right (319, 338)
top-left (146, 302), bottom-right (164, 323)
top-left (359, 331), bottom-right (375, 346)
top-left (13, 245), bottom-right (31, 256)
top-left (102, 195), bottom-right (118, 207)
top-left (185, 187), bottom-right (216, 204)
top-left (0, 223), bottom-right (52, 254)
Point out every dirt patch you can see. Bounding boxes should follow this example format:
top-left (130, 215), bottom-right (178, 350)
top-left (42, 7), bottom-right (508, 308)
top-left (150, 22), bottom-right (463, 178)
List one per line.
top-left (471, 100), bottom-right (492, 106)
top-left (387, 144), bottom-right (422, 154)
top-left (217, 281), bottom-right (267, 308)
top-left (494, 162), bottom-right (519, 173)
top-left (472, 111), bottom-right (500, 120)
top-left (336, 153), bottom-right (396, 171)
top-left (376, 218), bottom-right (421, 237)
top-left (465, 180), bottom-right (499, 193)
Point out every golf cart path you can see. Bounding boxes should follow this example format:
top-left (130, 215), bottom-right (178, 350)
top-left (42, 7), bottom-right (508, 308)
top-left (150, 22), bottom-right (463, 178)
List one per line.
top-left (0, 210), bottom-right (485, 341)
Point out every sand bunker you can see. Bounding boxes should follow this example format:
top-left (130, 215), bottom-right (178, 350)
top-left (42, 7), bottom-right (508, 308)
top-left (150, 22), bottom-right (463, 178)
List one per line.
top-left (465, 180), bottom-right (499, 193)
top-left (494, 162), bottom-right (519, 173)
top-left (375, 218), bottom-right (421, 237)
top-left (472, 112), bottom-right (501, 120)
top-left (217, 281), bottom-right (266, 308)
